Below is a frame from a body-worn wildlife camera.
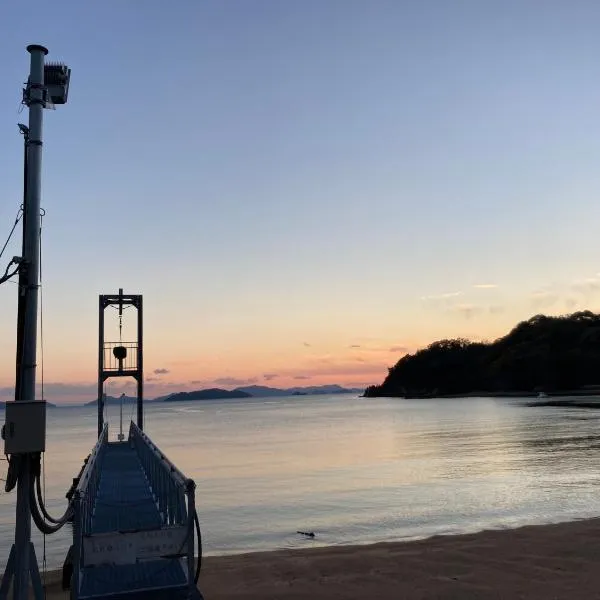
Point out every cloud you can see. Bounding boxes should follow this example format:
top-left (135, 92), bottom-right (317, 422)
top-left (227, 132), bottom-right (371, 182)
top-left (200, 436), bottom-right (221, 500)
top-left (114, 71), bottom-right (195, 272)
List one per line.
top-left (263, 373), bottom-right (279, 381)
top-left (153, 368), bottom-right (170, 375)
top-left (565, 297), bottom-right (578, 309)
top-left (145, 377), bottom-right (159, 382)
top-left (571, 277), bottom-right (600, 295)
top-left (452, 303), bottom-right (483, 319)
top-left (389, 345), bottom-right (408, 353)
top-left (190, 380), bottom-right (207, 385)
top-left (531, 290), bottom-right (559, 309)
top-left (488, 305), bottom-right (504, 314)
top-left (473, 284), bottom-right (498, 289)
top-left (348, 344), bottom-right (361, 349)
top-left (303, 342), bottom-right (312, 347)
top-left (293, 375), bottom-right (311, 380)
top-left (212, 377), bottom-right (258, 387)
top-left (420, 291), bottom-right (463, 301)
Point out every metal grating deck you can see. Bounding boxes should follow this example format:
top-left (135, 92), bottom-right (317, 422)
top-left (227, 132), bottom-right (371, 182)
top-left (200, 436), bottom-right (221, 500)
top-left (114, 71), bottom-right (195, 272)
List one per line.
top-left (91, 442), bottom-right (162, 534)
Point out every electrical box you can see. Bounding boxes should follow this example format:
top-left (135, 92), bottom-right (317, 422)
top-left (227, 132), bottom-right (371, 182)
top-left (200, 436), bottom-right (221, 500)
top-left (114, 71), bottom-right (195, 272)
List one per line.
top-left (3, 401), bottom-right (46, 454)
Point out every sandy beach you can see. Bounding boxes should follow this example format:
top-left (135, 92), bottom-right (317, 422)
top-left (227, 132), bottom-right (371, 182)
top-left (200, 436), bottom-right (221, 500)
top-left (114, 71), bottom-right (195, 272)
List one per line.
top-left (28, 518), bottom-right (600, 599)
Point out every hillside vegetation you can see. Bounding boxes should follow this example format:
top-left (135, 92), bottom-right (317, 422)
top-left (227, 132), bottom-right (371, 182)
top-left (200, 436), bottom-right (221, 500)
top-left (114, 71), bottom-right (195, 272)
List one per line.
top-left (365, 311), bottom-right (600, 397)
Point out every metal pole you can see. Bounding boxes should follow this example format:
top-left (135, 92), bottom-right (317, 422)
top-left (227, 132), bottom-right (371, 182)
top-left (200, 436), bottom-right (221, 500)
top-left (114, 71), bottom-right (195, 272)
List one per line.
top-left (13, 43), bottom-right (47, 600)
top-left (98, 296), bottom-right (104, 437)
top-left (137, 297), bottom-right (143, 431)
top-left (118, 394), bottom-right (124, 441)
top-left (20, 45), bottom-right (46, 404)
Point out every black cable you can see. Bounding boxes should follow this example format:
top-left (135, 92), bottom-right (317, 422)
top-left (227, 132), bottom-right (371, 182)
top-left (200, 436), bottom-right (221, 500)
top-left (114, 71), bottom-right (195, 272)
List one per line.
top-left (29, 455), bottom-right (73, 532)
top-left (0, 207), bottom-right (22, 261)
top-left (29, 471), bottom-right (67, 535)
top-left (35, 468), bottom-right (72, 524)
top-left (194, 508), bottom-right (202, 584)
top-left (0, 260), bottom-right (20, 285)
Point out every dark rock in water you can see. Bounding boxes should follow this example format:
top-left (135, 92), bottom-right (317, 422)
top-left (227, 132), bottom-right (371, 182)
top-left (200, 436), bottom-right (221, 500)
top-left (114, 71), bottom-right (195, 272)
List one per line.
top-left (297, 530), bottom-right (315, 538)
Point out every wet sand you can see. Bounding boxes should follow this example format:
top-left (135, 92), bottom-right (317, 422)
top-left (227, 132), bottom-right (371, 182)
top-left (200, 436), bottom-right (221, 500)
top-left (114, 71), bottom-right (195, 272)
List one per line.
top-left (34, 518), bottom-right (600, 599)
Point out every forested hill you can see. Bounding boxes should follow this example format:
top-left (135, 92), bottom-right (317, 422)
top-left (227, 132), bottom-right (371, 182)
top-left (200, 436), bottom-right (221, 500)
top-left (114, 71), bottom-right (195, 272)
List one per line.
top-left (364, 311), bottom-right (600, 398)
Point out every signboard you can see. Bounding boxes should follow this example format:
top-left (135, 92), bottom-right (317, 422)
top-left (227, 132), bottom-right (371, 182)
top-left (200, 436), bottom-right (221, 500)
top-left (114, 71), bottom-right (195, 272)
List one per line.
top-left (82, 526), bottom-right (189, 566)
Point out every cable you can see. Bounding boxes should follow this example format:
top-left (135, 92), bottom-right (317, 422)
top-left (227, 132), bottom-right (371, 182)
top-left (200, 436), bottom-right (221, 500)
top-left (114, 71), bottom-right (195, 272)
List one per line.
top-left (30, 471), bottom-right (71, 535)
top-left (30, 455), bottom-right (73, 530)
top-left (194, 508), bottom-right (202, 583)
top-left (0, 260), bottom-right (20, 285)
top-left (39, 209), bottom-right (49, 596)
top-left (0, 207), bottom-right (22, 261)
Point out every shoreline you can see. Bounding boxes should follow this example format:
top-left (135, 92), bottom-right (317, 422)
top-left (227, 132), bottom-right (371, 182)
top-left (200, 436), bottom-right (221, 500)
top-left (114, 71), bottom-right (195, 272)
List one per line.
top-left (37, 517), bottom-right (600, 599)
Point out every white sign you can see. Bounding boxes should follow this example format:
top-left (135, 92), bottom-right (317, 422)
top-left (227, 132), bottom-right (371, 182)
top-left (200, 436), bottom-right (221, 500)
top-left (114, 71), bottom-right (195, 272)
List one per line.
top-left (82, 526), bottom-right (189, 566)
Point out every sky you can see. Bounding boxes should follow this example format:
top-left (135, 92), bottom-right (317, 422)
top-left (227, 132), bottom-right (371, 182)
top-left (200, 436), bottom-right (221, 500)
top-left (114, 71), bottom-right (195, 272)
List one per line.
top-left (1, 0), bottom-right (600, 403)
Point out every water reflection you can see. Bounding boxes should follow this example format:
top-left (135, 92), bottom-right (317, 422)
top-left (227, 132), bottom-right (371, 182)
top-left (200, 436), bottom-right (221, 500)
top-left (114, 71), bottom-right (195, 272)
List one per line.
top-left (3, 395), bottom-right (600, 571)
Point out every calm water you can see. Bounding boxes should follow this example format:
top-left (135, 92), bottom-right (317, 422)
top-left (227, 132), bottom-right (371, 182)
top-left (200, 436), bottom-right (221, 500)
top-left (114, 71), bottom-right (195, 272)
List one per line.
top-left (2, 393), bottom-right (600, 570)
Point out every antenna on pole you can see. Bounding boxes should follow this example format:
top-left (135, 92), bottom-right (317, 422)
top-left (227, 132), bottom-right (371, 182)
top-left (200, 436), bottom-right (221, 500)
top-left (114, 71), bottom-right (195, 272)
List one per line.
top-left (0, 44), bottom-right (71, 600)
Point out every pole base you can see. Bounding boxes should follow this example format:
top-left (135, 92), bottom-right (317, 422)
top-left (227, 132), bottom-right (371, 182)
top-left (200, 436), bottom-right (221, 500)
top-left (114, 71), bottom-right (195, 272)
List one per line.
top-left (0, 543), bottom-right (44, 600)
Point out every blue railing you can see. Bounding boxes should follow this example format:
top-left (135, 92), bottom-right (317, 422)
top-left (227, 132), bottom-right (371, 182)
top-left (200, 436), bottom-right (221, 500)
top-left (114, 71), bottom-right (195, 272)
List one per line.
top-left (129, 421), bottom-right (197, 590)
top-left (71, 423), bottom-right (109, 597)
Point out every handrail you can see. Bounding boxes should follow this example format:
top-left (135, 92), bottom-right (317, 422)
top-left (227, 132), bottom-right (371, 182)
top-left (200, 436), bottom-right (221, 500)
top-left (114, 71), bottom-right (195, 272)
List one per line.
top-left (72, 423), bottom-right (108, 598)
top-left (129, 421), bottom-right (188, 487)
top-left (129, 421), bottom-right (197, 592)
top-left (75, 423), bottom-right (108, 496)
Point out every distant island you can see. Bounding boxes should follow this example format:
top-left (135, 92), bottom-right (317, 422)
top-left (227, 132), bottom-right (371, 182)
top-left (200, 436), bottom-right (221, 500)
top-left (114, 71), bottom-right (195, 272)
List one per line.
top-left (83, 384), bottom-right (362, 405)
top-left (163, 388), bottom-right (251, 402)
top-left (0, 401), bottom-right (57, 408)
top-left (364, 311), bottom-right (600, 398)
top-left (233, 384), bottom-right (361, 397)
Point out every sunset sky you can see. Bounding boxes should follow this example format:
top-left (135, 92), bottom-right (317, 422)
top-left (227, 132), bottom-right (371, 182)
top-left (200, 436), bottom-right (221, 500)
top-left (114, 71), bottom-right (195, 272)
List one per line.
top-left (1, 1), bottom-right (600, 403)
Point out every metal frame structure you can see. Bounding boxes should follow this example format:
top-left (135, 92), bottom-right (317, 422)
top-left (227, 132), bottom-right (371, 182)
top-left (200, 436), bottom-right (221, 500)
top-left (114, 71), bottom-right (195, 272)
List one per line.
top-left (97, 288), bottom-right (144, 437)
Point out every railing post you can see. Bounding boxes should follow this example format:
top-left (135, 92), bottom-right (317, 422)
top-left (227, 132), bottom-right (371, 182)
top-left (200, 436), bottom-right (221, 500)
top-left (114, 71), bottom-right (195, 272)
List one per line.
top-left (71, 491), bottom-right (81, 600)
top-left (186, 479), bottom-right (196, 595)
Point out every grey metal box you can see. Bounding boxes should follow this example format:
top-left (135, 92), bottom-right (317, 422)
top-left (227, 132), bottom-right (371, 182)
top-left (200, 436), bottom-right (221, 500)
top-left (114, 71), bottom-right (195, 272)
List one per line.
top-left (4, 401), bottom-right (46, 454)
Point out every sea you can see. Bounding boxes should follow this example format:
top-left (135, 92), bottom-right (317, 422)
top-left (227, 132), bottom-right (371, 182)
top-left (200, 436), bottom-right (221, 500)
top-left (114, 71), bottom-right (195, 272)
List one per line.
top-left (1, 393), bottom-right (600, 571)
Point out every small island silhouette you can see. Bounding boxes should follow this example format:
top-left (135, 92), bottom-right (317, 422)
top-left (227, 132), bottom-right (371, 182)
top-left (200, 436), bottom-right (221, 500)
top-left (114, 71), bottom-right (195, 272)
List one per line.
top-left (365, 311), bottom-right (600, 398)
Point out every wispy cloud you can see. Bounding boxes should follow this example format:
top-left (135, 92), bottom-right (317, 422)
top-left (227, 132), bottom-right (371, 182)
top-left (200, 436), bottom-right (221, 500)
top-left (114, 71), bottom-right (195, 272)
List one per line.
top-left (473, 284), bottom-right (498, 289)
top-left (303, 342), bottom-right (312, 347)
top-left (452, 303), bottom-right (483, 319)
top-left (293, 375), bottom-right (311, 380)
top-left (263, 373), bottom-right (279, 381)
top-left (531, 289), bottom-right (560, 310)
top-left (348, 344), bottom-right (361, 349)
top-left (420, 291), bottom-right (463, 301)
top-left (571, 277), bottom-right (600, 294)
top-left (389, 345), bottom-right (408, 353)
top-left (153, 368), bottom-right (170, 375)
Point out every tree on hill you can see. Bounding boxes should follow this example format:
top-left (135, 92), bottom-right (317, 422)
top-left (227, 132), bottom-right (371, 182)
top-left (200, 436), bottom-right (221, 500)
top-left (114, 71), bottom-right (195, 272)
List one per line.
top-left (364, 311), bottom-right (600, 397)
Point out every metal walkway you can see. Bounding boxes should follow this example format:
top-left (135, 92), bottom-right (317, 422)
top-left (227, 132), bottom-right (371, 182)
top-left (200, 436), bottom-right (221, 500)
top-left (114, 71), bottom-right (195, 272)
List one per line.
top-left (69, 424), bottom-right (203, 600)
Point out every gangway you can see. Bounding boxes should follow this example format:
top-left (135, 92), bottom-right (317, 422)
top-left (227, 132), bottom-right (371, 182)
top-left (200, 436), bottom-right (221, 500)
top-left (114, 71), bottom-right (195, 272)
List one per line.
top-left (69, 423), bottom-right (202, 600)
